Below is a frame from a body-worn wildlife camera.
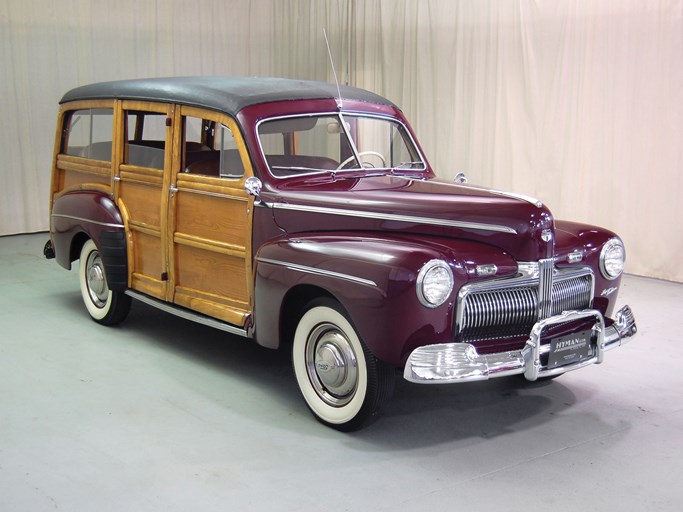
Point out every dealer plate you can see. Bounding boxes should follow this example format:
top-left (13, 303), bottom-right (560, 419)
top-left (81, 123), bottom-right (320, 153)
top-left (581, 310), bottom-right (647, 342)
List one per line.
top-left (547, 329), bottom-right (593, 369)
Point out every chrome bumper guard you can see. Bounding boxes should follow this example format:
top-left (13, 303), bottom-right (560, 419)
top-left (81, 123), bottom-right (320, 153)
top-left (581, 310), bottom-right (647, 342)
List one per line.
top-left (403, 305), bottom-right (637, 384)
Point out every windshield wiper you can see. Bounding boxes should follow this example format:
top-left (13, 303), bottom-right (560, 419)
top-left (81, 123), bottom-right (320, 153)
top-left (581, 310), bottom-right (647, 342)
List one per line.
top-left (271, 165), bottom-right (329, 172)
top-left (395, 161), bottom-right (424, 169)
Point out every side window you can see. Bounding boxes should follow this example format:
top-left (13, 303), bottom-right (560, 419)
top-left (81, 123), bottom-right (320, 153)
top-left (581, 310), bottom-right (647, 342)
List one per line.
top-left (124, 110), bottom-right (166, 170)
top-left (183, 115), bottom-right (243, 178)
top-left (63, 108), bottom-right (114, 161)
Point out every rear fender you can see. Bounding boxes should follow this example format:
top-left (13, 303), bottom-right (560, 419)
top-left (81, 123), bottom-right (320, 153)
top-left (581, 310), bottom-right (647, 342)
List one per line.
top-left (50, 191), bottom-right (128, 291)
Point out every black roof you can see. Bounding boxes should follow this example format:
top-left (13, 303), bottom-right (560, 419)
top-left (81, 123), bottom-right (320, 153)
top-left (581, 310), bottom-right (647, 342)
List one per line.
top-left (60, 76), bottom-right (396, 115)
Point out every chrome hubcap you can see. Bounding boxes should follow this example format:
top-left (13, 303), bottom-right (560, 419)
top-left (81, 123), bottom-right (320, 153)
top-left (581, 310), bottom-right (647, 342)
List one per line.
top-left (86, 251), bottom-right (109, 307)
top-left (306, 323), bottom-right (358, 407)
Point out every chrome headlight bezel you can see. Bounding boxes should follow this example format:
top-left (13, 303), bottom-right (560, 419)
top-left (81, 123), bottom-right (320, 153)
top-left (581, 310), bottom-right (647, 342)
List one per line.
top-left (600, 238), bottom-right (625, 280)
top-left (416, 259), bottom-right (454, 308)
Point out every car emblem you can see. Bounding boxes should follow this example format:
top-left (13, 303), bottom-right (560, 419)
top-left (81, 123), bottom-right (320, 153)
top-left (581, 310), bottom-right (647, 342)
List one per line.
top-left (601, 286), bottom-right (618, 297)
top-left (476, 264), bottom-right (498, 277)
top-left (568, 251), bottom-right (583, 263)
top-left (541, 229), bottom-right (553, 242)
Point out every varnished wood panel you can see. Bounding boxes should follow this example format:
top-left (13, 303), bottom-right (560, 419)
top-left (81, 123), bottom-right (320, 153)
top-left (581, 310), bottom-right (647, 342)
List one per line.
top-left (174, 244), bottom-right (248, 303)
top-left (131, 230), bottom-right (163, 279)
top-left (131, 272), bottom-right (165, 299)
top-left (117, 181), bottom-right (163, 227)
top-left (173, 288), bottom-right (248, 325)
top-left (56, 155), bottom-right (112, 191)
top-left (174, 190), bottom-right (248, 247)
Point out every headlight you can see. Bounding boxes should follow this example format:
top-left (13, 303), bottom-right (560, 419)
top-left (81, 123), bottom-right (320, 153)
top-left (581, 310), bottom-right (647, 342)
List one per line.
top-left (600, 238), bottom-right (625, 280)
top-left (417, 260), bottom-right (454, 308)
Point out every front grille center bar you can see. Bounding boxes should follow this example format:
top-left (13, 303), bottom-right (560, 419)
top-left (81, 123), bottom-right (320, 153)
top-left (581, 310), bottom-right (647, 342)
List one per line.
top-left (538, 258), bottom-right (554, 320)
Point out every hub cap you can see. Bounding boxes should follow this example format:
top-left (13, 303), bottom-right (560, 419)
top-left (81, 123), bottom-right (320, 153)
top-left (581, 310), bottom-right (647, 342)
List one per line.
top-left (306, 323), bottom-right (359, 407)
top-left (86, 251), bottom-right (109, 308)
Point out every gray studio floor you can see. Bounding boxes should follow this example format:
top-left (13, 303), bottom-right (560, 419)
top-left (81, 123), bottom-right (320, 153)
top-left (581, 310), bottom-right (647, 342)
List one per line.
top-left (1, 233), bottom-right (682, 511)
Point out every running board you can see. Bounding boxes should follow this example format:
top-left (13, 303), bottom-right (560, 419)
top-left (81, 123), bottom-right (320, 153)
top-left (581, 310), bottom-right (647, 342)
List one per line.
top-left (125, 290), bottom-right (249, 338)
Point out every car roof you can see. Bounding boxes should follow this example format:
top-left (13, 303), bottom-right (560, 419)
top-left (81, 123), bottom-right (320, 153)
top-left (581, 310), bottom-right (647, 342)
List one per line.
top-left (60, 76), bottom-right (396, 115)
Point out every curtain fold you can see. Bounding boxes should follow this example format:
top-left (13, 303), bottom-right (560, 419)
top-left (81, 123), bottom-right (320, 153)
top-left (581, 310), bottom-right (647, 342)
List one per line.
top-left (2, 0), bottom-right (681, 282)
top-left (276, 0), bottom-right (683, 282)
top-left (0, 0), bottom-right (274, 235)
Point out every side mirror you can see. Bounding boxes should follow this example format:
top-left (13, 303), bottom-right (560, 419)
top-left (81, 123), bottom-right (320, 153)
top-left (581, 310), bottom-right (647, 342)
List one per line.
top-left (454, 172), bottom-right (468, 185)
top-left (244, 176), bottom-right (262, 197)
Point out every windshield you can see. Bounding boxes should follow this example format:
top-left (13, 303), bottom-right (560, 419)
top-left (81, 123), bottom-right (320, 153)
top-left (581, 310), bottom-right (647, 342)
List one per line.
top-left (257, 113), bottom-right (425, 178)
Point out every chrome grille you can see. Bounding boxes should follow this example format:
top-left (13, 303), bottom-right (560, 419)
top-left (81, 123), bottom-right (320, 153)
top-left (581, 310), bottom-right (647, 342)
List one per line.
top-left (457, 266), bottom-right (593, 344)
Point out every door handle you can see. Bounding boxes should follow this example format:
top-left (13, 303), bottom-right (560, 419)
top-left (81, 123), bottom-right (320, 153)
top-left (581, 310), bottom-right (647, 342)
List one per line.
top-left (169, 184), bottom-right (178, 197)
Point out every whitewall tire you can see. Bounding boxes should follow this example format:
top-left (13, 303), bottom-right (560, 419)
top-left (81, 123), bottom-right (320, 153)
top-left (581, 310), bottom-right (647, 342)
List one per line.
top-left (292, 298), bottom-right (394, 431)
top-left (79, 239), bottom-right (131, 325)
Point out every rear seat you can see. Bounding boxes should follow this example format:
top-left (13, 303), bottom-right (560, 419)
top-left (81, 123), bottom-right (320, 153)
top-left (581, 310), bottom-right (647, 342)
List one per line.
top-left (75, 141), bottom-right (112, 161)
top-left (128, 144), bottom-right (165, 170)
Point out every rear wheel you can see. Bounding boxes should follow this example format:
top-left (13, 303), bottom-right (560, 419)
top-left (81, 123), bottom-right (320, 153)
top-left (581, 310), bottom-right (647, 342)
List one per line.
top-left (79, 239), bottom-right (131, 325)
top-left (292, 298), bottom-right (394, 431)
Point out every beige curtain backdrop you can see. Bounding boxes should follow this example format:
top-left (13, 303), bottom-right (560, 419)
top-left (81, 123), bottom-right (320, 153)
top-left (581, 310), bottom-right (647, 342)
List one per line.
top-left (2, 0), bottom-right (681, 282)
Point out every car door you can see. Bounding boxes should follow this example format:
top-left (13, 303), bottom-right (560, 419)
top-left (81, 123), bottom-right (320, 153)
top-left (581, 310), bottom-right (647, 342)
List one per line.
top-left (115, 101), bottom-right (174, 300)
top-left (166, 106), bottom-right (254, 327)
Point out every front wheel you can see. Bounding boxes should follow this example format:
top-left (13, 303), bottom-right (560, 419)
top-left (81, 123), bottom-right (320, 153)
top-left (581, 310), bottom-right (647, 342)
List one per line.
top-left (292, 298), bottom-right (395, 431)
top-left (79, 239), bottom-right (131, 325)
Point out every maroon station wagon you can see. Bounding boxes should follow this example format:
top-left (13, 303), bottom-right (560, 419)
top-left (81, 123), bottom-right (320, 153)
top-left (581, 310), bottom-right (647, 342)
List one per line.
top-left (44, 77), bottom-right (637, 430)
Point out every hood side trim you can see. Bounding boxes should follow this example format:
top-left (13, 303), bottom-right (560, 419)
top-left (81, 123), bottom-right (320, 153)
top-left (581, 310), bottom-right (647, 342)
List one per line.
top-left (272, 203), bottom-right (517, 234)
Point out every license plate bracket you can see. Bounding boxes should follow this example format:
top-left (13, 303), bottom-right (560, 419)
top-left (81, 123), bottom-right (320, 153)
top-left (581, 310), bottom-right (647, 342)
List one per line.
top-left (547, 329), bottom-right (594, 369)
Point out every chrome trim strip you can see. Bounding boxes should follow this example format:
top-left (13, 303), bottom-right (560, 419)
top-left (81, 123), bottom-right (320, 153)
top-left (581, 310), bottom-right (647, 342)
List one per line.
top-left (431, 180), bottom-right (544, 208)
top-left (256, 257), bottom-right (377, 288)
top-left (176, 186), bottom-right (248, 201)
top-left (125, 290), bottom-right (249, 338)
top-left (404, 306), bottom-right (637, 384)
top-left (272, 202), bottom-right (517, 234)
top-left (51, 213), bottom-right (124, 229)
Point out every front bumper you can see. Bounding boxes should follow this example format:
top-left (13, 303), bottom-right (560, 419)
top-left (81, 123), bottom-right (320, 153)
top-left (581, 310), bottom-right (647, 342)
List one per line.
top-left (403, 305), bottom-right (637, 384)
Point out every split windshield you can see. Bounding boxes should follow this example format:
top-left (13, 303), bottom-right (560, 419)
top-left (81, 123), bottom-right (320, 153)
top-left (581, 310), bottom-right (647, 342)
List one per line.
top-left (257, 113), bottom-right (425, 178)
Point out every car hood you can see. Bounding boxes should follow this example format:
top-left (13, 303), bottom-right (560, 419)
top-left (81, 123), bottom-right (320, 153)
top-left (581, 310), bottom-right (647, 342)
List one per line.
top-left (266, 175), bottom-right (556, 262)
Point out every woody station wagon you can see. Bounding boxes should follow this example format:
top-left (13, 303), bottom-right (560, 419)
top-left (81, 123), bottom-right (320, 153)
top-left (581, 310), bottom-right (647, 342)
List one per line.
top-left (44, 77), bottom-right (637, 430)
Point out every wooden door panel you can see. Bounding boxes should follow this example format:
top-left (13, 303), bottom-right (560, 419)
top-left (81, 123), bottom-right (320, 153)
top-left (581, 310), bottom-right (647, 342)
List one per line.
top-left (118, 169), bottom-right (165, 298)
top-left (173, 243), bottom-right (249, 325)
top-left (173, 186), bottom-right (247, 246)
top-left (168, 108), bottom-right (253, 327)
top-left (129, 232), bottom-right (164, 296)
top-left (116, 101), bottom-right (173, 301)
top-left (118, 175), bottom-right (163, 226)
top-left (171, 188), bottom-right (250, 325)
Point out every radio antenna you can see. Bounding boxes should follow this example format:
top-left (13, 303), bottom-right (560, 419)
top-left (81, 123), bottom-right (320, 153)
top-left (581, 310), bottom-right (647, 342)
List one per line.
top-left (323, 28), bottom-right (343, 110)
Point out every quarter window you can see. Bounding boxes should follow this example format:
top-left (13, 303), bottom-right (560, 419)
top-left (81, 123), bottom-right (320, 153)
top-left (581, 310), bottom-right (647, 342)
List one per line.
top-left (63, 108), bottom-right (114, 161)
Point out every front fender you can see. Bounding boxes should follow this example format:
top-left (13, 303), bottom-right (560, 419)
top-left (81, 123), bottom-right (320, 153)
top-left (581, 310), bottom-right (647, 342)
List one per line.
top-left (253, 232), bottom-right (516, 366)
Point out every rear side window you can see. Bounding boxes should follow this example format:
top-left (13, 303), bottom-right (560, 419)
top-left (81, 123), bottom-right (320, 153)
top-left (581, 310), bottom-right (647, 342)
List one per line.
top-left (63, 108), bottom-right (114, 161)
top-left (124, 110), bottom-right (167, 170)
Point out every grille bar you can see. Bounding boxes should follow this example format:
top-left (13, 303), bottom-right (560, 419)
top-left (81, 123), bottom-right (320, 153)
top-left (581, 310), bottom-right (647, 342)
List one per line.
top-left (538, 258), bottom-right (554, 319)
top-left (457, 266), bottom-right (594, 344)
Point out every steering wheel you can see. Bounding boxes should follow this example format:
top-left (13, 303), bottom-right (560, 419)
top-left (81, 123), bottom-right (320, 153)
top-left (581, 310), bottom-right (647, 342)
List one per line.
top-left (336, 151), bottom-right (386, 170)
